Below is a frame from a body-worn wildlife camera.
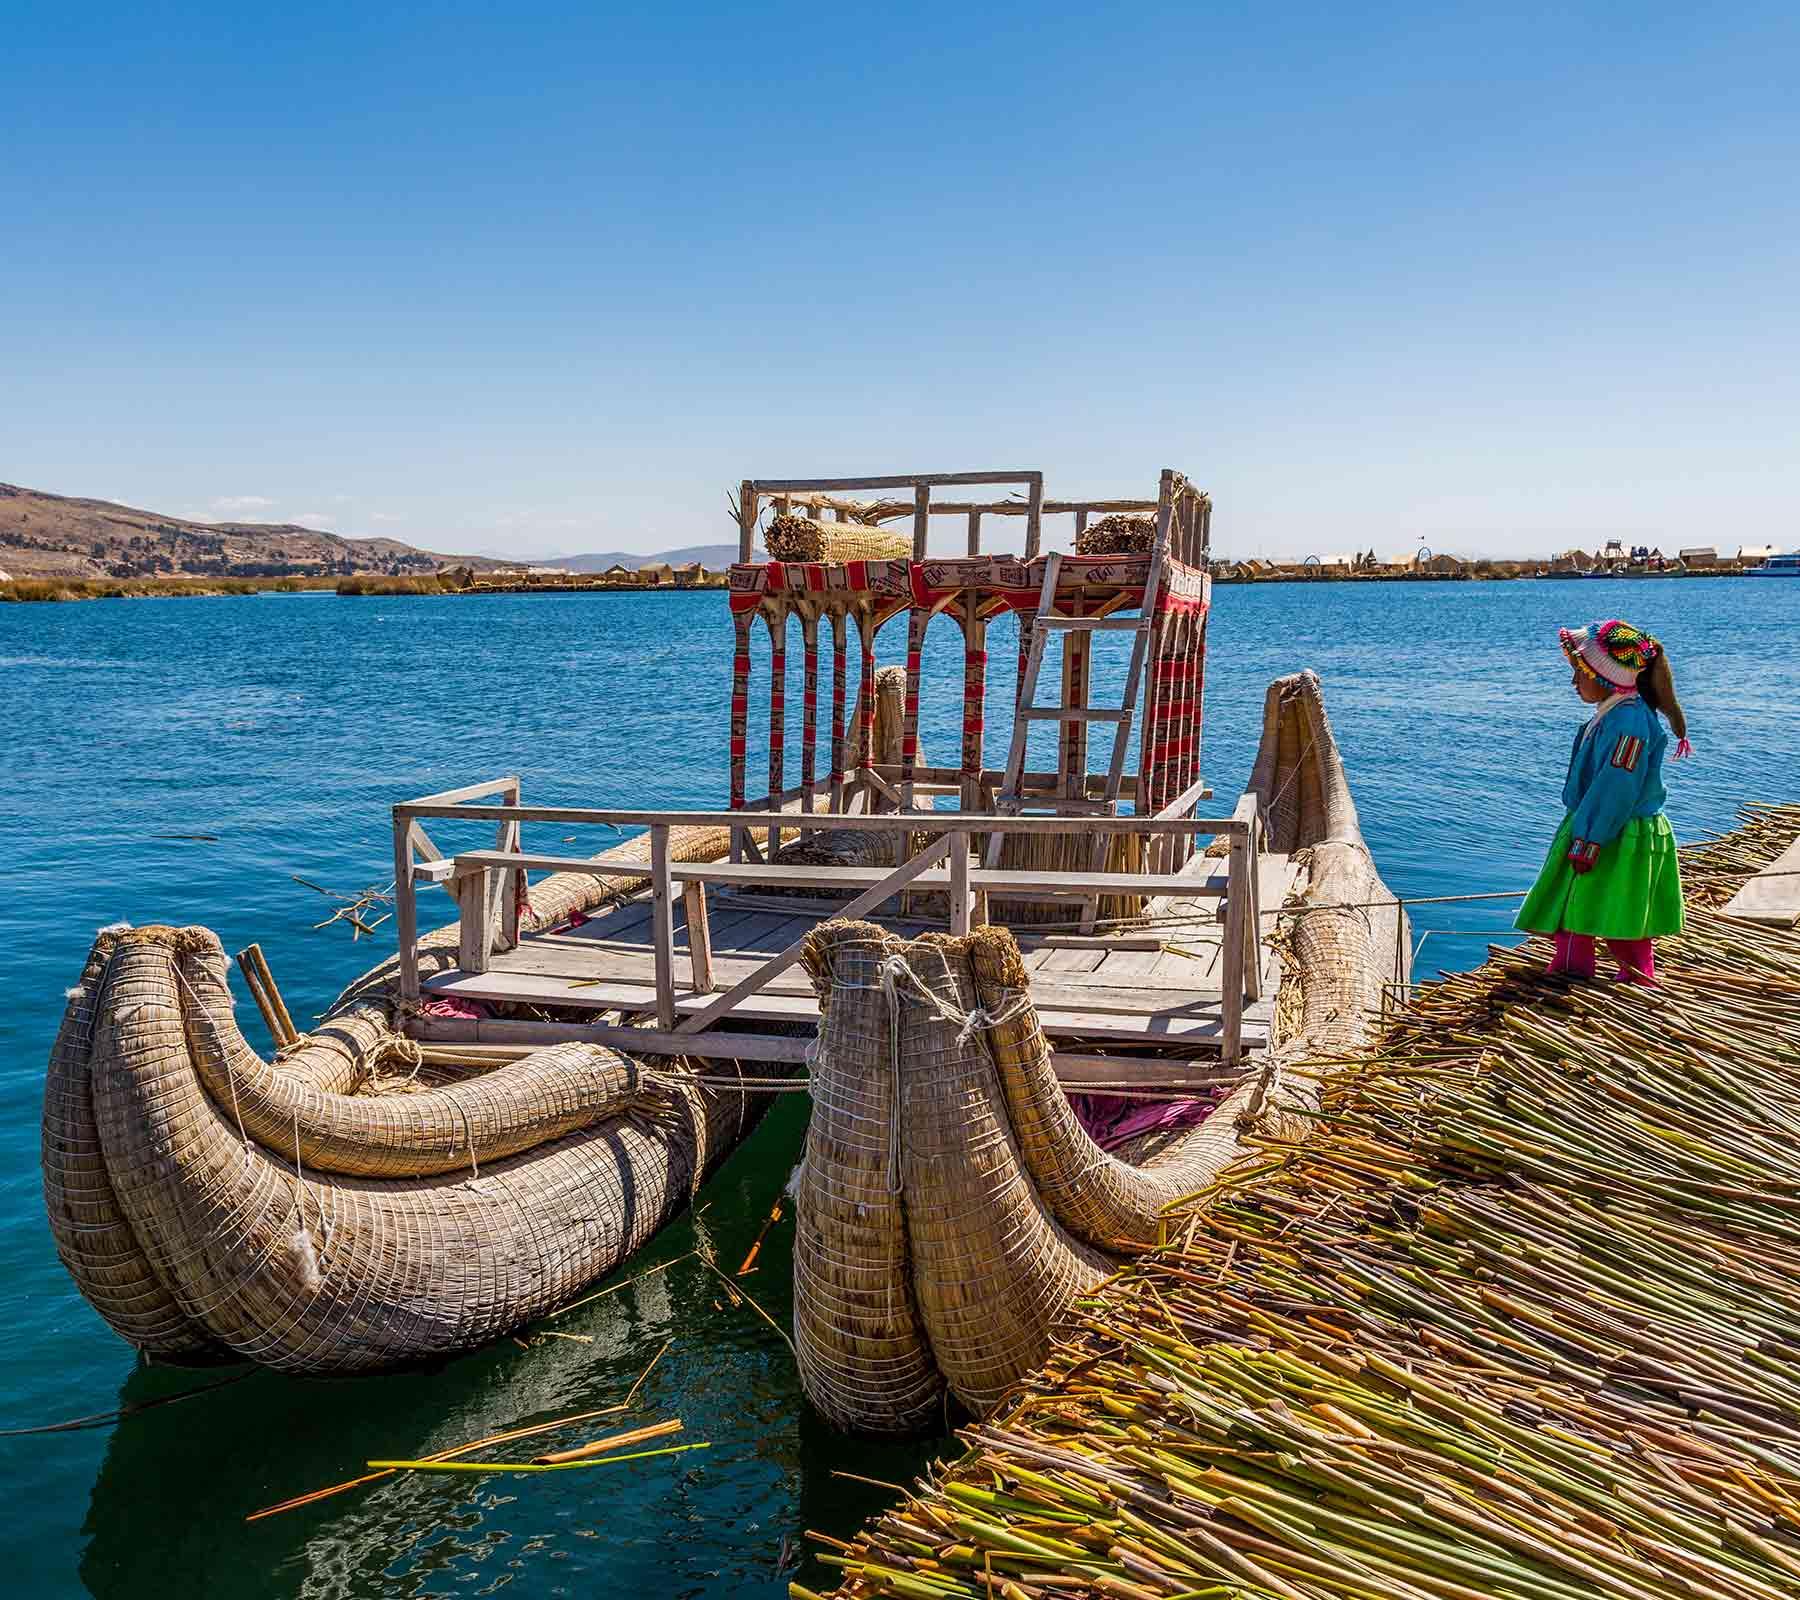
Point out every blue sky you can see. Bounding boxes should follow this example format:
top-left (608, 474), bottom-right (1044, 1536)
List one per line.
top-left (3, 2), bottom-right (1796, 560)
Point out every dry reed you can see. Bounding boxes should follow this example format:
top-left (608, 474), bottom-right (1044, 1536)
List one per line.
top-left (805, 802), bottom-right (1800, 1600)
top-left (764, 514), bottom-right (911, 564)
top-left (1074, 513), bottom-right (1157, 556)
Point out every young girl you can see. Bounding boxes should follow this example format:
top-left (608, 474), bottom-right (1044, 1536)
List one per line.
top-left (1516, 618), bottom-right (1690, 984)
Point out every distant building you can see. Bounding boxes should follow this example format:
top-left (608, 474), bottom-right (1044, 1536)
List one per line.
top-left (672, 561), bottom-right (705, 587)
top-left (602, 563), bottom-right (638, 583)
top-left (636, 562), bottom-right (674, 586)
top-left (1679, 546), bottom-right (1720, 569)
top-left (1601, 539), bottom-right (1626, 562)
top-left (1738, 544), bottom-right (1779, 564)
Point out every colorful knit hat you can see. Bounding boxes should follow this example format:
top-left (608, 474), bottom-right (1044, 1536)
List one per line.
top-left (1560, 618), bottom-right (1661, 688)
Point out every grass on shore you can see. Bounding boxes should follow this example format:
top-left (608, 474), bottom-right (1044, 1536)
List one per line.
top-left (335, 574), bottom-right (446, 596)
top-left (0, 575), bottom-right (344, 603)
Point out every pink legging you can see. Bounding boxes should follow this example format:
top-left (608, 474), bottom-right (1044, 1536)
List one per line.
top-left (1549, 931), bottom-right (1655, 984)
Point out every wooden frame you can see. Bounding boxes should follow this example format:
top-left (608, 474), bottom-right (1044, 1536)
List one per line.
top-left (392, 787), bottom-right (1268, 1064)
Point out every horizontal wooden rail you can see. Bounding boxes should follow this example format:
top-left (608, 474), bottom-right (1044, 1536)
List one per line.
top-left (396, 802), bottom-right (1247, 836)
top-left (751, 471), bottom-right (1042, 492)
top-left (444, 850), bottom-right (1236, 899)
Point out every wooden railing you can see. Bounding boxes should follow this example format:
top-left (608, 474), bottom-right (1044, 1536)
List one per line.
top-left (393, 785), bottom-right (1267, 1061)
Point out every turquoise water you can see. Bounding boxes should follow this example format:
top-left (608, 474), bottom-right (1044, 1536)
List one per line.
top-left (4, 579), bottom-right (1796, 1597)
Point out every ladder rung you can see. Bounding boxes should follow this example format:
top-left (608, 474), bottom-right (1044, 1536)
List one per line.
top-left (1039, 616), bottom-right (1141, 631)
top-left (1020, 708), bottom-right (1130, 722)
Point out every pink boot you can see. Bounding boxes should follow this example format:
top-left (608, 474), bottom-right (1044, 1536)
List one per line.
top-left (1548, 931), bottom-right (1597, 979)
top-left (1607, 938), bottom-right (1656, 987)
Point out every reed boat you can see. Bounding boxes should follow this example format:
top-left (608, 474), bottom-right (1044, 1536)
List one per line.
top-left (43, 825), bottom-right (769, 1374)
top-left (789, 666), bottom-right (1405, 1433)
top-left (44, 464), bottom-right (1405, 1384)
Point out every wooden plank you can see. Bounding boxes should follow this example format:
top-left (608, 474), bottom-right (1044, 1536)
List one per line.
top-left (415, 807), bottom-right (1248, 836)
top-left (1019, 707), bottom-right (1130, 723)
top-left (949, 831), bottom-right (971, 937)
top-left (397, 775), bottom-right (521, 810)
top-left (457, 869), bottom-right (493, 976)
top-left (683, 880), bottom-right (714, 993)
top-left (1722, 839), bottom-right (1800, 926)
top-left (1220, 829), bottom-right (1247, 1064)
top-left (393, 813), bottom-right (420, 1004)
top-left (750, 471), bottom-right (1042, 492)
top-left (673, 834), bottom-right (953, 1035)
top-left (650, 825), bottom-right (676, 1028)
top-left (411, 1012), bottom-right (814, 1063)
top-left (1036, 947), bottom-right (1107, 975)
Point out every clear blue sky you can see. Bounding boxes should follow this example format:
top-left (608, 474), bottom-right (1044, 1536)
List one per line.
top-left (4, 2), bottom-right (1796, 560)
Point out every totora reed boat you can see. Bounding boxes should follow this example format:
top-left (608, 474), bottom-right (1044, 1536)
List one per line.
top-left (44, 466), bottom-right (1405, 1385)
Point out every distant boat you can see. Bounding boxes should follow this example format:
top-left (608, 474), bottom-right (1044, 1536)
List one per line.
top-left (1748, 553), bottom-right (1800, 577)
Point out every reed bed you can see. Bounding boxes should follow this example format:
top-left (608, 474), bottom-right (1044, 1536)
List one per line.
top-left (803, 801), bottom-right (1800, 1600)
top-left (765, 514), bottom-right (912, 564)
top-left (1074, 514), bottom-right (1157, 556)
top-left (1, 575), bottom-right (335, 602)
top-left (335, 573), bottom-right (447, 595)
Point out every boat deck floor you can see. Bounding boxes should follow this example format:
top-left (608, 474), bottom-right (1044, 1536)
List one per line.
top-left (417, 853), bottom-right (1300, 1063)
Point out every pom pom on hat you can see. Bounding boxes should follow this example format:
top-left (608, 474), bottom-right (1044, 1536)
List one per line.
top-left (1560, 618), bottom-right (1660, 688)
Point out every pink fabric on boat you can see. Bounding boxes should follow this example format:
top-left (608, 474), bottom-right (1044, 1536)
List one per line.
top-left (1069, 1091), bottom-right (1217, 1152)
top-left (418, 996), bottom-right (490, 1020)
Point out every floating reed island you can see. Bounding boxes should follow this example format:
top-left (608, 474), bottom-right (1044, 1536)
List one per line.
top-left (44, 465), bottom-right (1409, 1380)
top-left (799, 802), bottom-right (1800, 1600)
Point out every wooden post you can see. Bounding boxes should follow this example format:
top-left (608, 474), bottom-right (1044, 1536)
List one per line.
top-left (651, 824), bottom-right (676, 1028)
top-left (1024, 474), bottom-right (1044, 559)
top-left (900, 605), bottom-right (928, 810)
top-left (764, 604), bottom-right (787, 860)
top-left (496, 777), bottom-right (522, 952)
top-left (912, 483), bottom-right (931, 560)
top-left (828, 610), bottom-right (848, 813)
top-left (949, 831), bottom-right (971, 936)
top-left (966, 509), bottom-right (981, 556)
top-left (457, 868), bottom-right (494, 975)
top-left (738, 480), bottom-right (756, 564)
top-left (1220, 829), bottom-right (1247, 1065)
top-left (683, 880), bottom-right (714, 993)
top-left (1243, 799), bottom-right (1265, 1002)
top-left (799, 610), bottom-right (820, 815)
top-left (393, 809), bottom-right (419, 1004)
top-left (236, 943), bottom-right (298, 1048)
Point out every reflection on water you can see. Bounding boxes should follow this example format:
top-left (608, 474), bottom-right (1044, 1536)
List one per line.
top-left (76, 1099), bottom-right (936, 1599)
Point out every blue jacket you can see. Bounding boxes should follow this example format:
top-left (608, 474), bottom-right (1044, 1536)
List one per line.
top-left (1561, 694), bottom-right (1668, 866)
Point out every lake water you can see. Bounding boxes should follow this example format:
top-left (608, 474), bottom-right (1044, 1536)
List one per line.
top-left (3, 576), bottom-right (1796, 1598)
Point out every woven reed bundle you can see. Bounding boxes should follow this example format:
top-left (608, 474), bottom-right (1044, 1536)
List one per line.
top-left (887, 933), bottom-right (1110, 1413)
top-left (989, 831), bottom-right (1148, 925)
top-left (50, 926), bottom-right (762, 1372)
top-left (43, 820), bottom-right (757, 1369)
top-left (764, 515), bottom-right (910, 565)
top-left (1073, 513), bottom-right (1156, 556)
top-left (159, 932), bottom-right (658, 1176)
top-left (793, 922), bottom-right (944, 1434)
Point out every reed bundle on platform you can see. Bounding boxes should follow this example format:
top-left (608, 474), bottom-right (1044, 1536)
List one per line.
top-left (1074, 513), bottom-right (1157, 556)
top-left (802, 802), bottom-right (1800, 1600)
top-left (764, 514), bottom-right (912, 564)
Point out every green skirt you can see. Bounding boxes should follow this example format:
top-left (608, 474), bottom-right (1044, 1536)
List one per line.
top-left (1516, 814), bottom-right (1684, 940)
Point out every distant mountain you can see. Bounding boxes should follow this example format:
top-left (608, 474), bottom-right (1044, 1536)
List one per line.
top-left (547, 543), bottom-right (750, 573)
top-left (0, 482), bottom-right (503, 579)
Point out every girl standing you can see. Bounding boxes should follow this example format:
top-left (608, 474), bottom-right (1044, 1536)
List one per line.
top-left (1516, 618), bottom-right (1690, 984)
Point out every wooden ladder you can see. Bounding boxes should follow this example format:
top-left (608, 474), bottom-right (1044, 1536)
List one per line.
top-left (986, 543), bottom-right (1169, 928)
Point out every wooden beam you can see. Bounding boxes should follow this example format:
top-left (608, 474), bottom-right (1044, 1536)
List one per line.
top-left (650, 825), bottom-right (676, 1028)
top-left (683, 880), bottom-right (714, 993)
top-left (415, 808), bottom-right (1247, 837)
top-left (912, 483), bottom-right (931, 560)
top-left (749, 471), bottom-right (1042, 492)
top-left (949, 831), bottom-right (971, 936)
top-left (457, 869), bottom-right (493, 975)
top-left (672, 835), bottom-right (952, 1035)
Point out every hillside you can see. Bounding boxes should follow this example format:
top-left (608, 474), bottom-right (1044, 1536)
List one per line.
top-left (547, 542), bottom-right (747, 572)
top-left (0, 482), bottom-right (497, 579)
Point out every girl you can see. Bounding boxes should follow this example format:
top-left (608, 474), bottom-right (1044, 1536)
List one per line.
top-left (1516, 618), bottom-right (1690, 984)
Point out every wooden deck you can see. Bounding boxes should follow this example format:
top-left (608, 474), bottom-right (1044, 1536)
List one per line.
top-left (417, 853), bottom-right (1299, 1063)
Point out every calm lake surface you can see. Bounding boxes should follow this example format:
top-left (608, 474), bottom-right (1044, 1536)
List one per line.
top-left (3, 577), bottom-right (1796, 1597)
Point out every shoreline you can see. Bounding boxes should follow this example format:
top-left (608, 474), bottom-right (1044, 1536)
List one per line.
top-left (1, 566), bottom-right (1763, 604)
